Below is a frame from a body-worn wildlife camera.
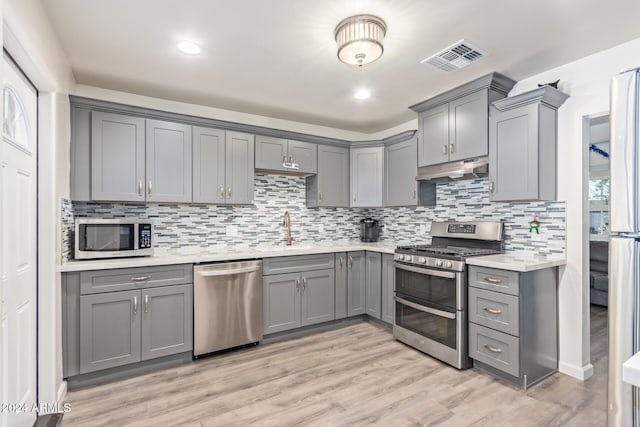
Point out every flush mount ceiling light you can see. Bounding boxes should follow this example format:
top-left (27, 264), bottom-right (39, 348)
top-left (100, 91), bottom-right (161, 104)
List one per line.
top-left (177, 41), bottom-right (201, 55)
top-left (335, 14), bottom-right (387, 67)
top-left (354, 89), bottom-right (371, 100)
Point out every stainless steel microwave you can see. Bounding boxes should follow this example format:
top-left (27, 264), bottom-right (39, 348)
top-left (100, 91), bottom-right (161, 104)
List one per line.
top-left (75, 218), bottom-right (154, 259)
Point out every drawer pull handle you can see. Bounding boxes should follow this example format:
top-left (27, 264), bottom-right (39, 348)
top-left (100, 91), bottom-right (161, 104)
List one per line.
top-left (483, 277), bottom-right (502, 284)
top-left (484, 344), bottom-right (503, 354)
top-left (133, 296), bottom-right (138, 315)
top-left (483, 307), bottom-right (502, 315)
top-left (131, 275), bottom-right (152, 282)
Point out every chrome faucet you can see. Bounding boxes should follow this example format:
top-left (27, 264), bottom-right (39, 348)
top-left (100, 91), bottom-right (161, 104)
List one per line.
top-left (282, 211), bottom-right (293, 246)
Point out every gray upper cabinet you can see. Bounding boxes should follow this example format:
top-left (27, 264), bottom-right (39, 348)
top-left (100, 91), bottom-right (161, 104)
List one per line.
top-left (79, 290), bottom-right (141, 374)
top-left (347, 251), bottom-right (366, 316)
top-left (351, 147), bottom-right (383, 207)
top-left (225, 131), bottom-right (255, 205)
top-left (91, 111), bottom-right (145, 202)
top-left (141, 284), bottom-right (193, 360)
top-left (489, 86), bottom-right (568, 202)
top-left (365, 252), bottom-right (382, 319)
top-left (193, 126), bottom-right (226, 204)
top-left (146, 120), bottom-right (193, 203)
top-left (384, 138), bottom-right (418, 207)
top-left (381, 254), bottom-right (394, 325)
top-left (192, 128), bottom-right (254, 205)
top-left (410, 73), bottom-right (517, 168)
top-left (255, 136), bottom-right (317, 174)
top-left (306, 145), bottom-right (349, 207)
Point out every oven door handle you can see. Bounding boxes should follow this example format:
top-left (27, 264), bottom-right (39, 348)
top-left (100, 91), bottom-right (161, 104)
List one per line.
top-left (394, 296), bottom-right (456, 319)
top-left (394, 262), bottom-right (456, 279)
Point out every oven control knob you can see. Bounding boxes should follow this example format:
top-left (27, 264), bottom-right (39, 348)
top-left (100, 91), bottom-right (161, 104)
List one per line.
top-left (398, 254), bottom-right (405, 261)
top-left (445, 261), bottom-right (453, 269)
top-left (435, 259), bottom-right (443, 267)
top-left (419, 257), bottom-right (427, 264)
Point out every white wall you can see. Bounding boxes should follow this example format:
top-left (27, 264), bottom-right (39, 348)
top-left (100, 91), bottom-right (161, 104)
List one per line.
top-left (3, 0), bottom-right (74, 410)
top-left (510, 37), bottom-right (640, 379)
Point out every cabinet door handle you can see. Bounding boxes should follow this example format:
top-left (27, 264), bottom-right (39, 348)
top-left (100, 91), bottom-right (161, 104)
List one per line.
top-left (483, 307), bottom-right (502, 315)
top-left (302, 277), bottom-right (307, 292)
top-left (442, 144), bottom-right (447, 155)
top-left (131, 275), bottom-right (152, 282)
top-left (148, 180), bottom-right (152, 196)
top-left (283, 155), bottom-right (287, 163)
top-left (138, 180), bottom-right (143, 196)
top-left (483, 277), bottom-right (502, 284)
top-left (484, 344), bottom-right (503, 354)
top-left (144, 294), bottom-right (149, 313)
top-left (353, 192), bottom-right (357, 202)
top-left (289, 155), bottom-right (293, 163)
top-left (449, 143), bottom-right (455, 154)
top-left (133, 296), bottom-right (138, 315)
top-left (296, 278), bottom-right (300, 293)
top-left (319, 191), bottom-right (323, 202)
top-left (489, 181), bottom-right (495, 193)
top-left (219, 185), bottom-right (225, 199)
top-left (339, 256), bottom-right (344, 269)
top-left (227, 187), bottom-right (231, 199)
top-left (348, 256), bottom-right (353, 269)
top-left (413, 189), bottom-right (417, 200)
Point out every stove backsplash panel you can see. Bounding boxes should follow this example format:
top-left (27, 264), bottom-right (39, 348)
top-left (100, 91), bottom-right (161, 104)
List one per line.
top-left (61, 175), bottom-right (565, 261)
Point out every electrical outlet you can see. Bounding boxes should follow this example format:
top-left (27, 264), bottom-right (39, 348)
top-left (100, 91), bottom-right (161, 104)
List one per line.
top-left (318, 224), bottom-right (324, 233)
top-left (419, 224), bottom-right (426, 235)
top-left (226, 225), bottom-right (238, 236)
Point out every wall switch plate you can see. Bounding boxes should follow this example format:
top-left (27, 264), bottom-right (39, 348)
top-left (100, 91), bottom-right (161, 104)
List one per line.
top-left (226, 225), bottom-right (238, 236)
top-left (318, 224), bottom-right (324, 233)
top-left (419, 224), bottom-right (426, 235)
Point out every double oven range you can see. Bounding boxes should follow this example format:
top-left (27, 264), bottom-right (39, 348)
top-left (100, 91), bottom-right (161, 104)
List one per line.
top-left (393, 221), bottom-right (504, 369)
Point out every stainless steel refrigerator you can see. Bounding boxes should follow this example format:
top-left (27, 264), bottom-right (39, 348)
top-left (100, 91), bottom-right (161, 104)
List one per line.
top-left (609, 67), bottom-right (640, 426)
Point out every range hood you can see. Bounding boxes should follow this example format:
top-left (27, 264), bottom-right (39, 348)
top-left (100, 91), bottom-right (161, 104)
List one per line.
top-left (416, 156), bottom-right (489, 183)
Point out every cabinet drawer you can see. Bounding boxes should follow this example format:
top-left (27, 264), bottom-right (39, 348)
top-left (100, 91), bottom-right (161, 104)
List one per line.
top-left (469, 287), bottom-right (519, 336)
top-left (469, 266), bottom-right (519, 296)
top-left (80, 264), bottom-right (193, 295)
top-left (469, 323), bottom-right (519, 377)
top-left (263, 254), bottom-right (335, 275)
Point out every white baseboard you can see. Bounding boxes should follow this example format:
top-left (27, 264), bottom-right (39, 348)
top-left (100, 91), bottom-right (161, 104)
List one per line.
top-left (57, 380), bottom-right (67, 403)
top-left (559, 361), bottom-right (594, 380)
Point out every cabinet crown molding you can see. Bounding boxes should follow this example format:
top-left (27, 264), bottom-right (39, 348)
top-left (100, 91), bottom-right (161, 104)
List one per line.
top-left (408, 72), bottom-right (517, 113)
top-left (492, 86), bottom-right (569, 111)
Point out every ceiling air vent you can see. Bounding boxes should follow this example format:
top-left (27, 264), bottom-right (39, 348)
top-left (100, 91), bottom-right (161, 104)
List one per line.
top-left (421, 39), bottom-right (488, 72)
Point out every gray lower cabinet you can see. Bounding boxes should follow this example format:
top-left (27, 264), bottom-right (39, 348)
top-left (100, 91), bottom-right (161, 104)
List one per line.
top-left (192, 127), bottom-right (255, 204)
top-left (488, 86), bottom-right (569, 202)
top-left (146, 119), bottom-right (193, 203)
top-left (255, 136), bottom-right (317, 174)
top-left (384, 138), bottom-right (418, 207)
top-left (347, 251), bottom-right (366, 316)
top-left (91, 111), bottom-right (145, 202)
top-left (335, 252), bottom-right (348, 319)
top-left (306, 145), bottom-right (349, 207)
top-left (365, 252), bottom-right (382, 319)
top-left (381, 254), bottom-right (395, 324)
top-left (350, 147), bottom-right (383, 207)
top-left (468, 265), bottom-right (558, 389)
top-left (262, 254), bottom-right (336, 334)
top-left (63, 265), bottom-right (194, 378)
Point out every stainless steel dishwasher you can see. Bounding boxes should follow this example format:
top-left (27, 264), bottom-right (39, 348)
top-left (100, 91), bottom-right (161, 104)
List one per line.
top-left (193, 260), bottom-right (263, 357)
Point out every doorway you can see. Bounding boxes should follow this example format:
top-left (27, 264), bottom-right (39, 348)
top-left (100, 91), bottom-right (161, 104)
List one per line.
top-left (1, 52), bottom-right (39, 426)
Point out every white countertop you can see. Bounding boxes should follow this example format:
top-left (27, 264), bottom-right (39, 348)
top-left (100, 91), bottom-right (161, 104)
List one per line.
top-left (60, 242), bottom-right (396, 272)
top-left (465, 253), bottom-right (566, 272)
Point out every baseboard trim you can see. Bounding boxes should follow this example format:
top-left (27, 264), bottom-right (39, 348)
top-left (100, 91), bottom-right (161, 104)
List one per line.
top-left (559, 361), bottom-right (594, 380)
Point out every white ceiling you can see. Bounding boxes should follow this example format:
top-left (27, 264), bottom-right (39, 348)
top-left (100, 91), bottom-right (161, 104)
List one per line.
top-left (42, 0), bottom-right (640, 133)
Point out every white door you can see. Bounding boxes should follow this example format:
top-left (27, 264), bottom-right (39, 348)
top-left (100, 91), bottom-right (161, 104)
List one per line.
top-left (1, 54), bottom-right (38, 427)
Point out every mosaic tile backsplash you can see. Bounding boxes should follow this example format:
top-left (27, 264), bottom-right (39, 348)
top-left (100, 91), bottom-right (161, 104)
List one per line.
top-left (62, 174), bottom-right (565, 261)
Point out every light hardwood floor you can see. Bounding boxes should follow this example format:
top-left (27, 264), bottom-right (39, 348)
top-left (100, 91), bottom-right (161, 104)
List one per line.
top-left (62, 306), bottom-right (608, 426)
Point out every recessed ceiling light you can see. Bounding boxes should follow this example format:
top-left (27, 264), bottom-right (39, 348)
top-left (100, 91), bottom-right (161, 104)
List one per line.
top-left (178, 41), bottom-right (201, 55)
top-left (354, 89), bottom-right (371, 100)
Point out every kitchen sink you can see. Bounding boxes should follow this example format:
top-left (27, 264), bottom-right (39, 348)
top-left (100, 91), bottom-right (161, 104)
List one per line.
top-left (254, 245), bottom-right (315, 252)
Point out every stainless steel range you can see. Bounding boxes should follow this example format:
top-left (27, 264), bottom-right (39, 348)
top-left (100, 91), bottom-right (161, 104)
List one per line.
top-left (393, 221), bottom-right (504, 369)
